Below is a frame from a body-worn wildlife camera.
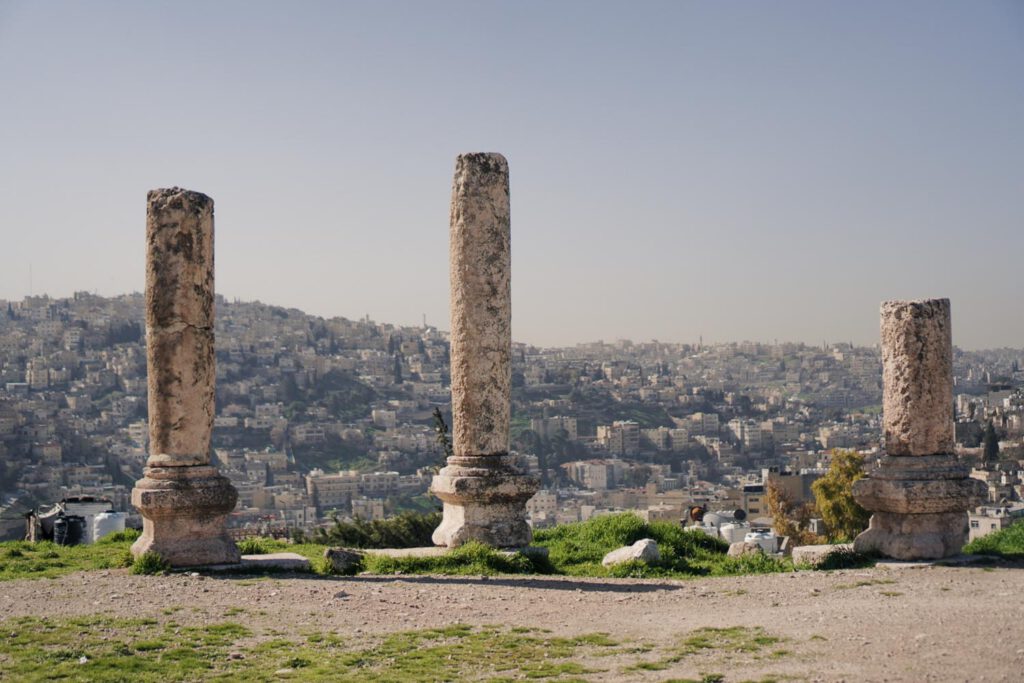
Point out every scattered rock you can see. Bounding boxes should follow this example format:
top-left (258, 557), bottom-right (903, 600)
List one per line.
top-left (601, 539), bottom-right (659, 567)
top-left (792, 544), bottom-right (853, 567)
top-left (324, 547), bottom-right (364, 575)
top-left (728, 541), bottom-right (764, 557)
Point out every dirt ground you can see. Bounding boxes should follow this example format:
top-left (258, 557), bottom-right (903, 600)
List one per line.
top-left (2, 561), bottom-right (1022, 682)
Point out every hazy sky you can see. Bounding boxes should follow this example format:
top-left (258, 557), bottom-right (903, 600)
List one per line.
top-left (1, 2), bottom-right (1021, 349)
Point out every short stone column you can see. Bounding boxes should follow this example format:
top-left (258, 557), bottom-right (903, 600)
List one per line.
top-left (852, 299), bottom-right (986, 560)
top-left (131, 188), bottom-right (240, 567)
top-left (430, 153), bottom-right (539, 548)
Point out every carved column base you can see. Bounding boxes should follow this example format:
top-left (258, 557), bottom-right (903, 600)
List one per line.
top-left (430, 454), bottom-right (540, 548)
top-left (852, 455), bottom-right (987, 560)
top-left (131, 465), bottom-right (239, 567)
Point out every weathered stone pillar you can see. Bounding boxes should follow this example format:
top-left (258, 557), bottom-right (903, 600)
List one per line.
top-left (852, 299), bottom-right (986, 560)
top-left (131, 188), bottom-right (239, 567)
top-left (431, 153), bottom-right (539, 548)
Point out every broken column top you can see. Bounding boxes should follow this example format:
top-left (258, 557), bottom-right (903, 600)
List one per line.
top-left (146, 188), bottom-right (215, 330)
top-left (145, 187), bottom-right (215, 465)
top-left (449, 153), bottom-right (511, 458)
top-left (880, 298), bottom-right (954, 457)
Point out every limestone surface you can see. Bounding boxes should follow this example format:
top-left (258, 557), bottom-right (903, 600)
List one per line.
top-left (145, 187), bottom-right (216, 467)
top-left (880, 299), bottom-right (954, 457)
top-left (131, 465), bottom-right (239, 566)
top-left (602, 539), bottom-right (660, 567)
top-left (727, 541), bottom-right (765, 558)
top-left (433, 154), bottom-right (538, 548)
top-left (852, 473), bottom-right (987, 514)
top-left (324, 547), bottom-right (365, 574)
top-left (448, 153), bottom-right (511, 458)
top-left (791, 543), bottom-right (853, 567)
top-left (853, 301), bottom-right (978, 560)
top-left (853, 511), bottom-right (971, 560)
top-left (132, 187), bottom-right (238, 567)
top-left (431, 454), bottom-right (539, 548)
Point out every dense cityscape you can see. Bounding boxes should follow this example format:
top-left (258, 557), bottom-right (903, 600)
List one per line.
top-left (1, 291), bottom-right (1022, 542)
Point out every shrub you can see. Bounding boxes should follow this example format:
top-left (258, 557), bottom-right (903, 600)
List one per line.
top-left (964, 519), bottom-right (1024, 560)
top-left (130, 551), bottom-right (170, 575)
top-left (812, 449), bottom-right (870, 542)
top-left (237, 537), bottom-right (279, 555)
top-left (96, 528), bottom-right (141, 544)
top-left (314, 511), bottom-right (441, 549)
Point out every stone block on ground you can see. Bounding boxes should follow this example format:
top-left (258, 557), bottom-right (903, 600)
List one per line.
top-left (792, 543), bottom-right (853, 567)
top-left (240, 553), bottom-right (310, 571)
top-left (602, 539), bottom-right (659, 568)
top-left (324, 547), bottom-right (366, 573)
top-left (728, 541), bottom-right (765, 558)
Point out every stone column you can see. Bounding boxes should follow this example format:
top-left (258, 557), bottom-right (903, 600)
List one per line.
top-left (852, 299), bottom-right (986, 560)
top-left (131, 188), bottom-right (240, 567)
top-left (431, 153), bottom-right (539, 548)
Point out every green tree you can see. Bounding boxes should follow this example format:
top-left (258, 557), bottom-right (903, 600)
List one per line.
top-left (983, 420), bottom-right (1000, 463)
top-left (811, 449), bottom-right (870, 542)
top-left (432, 407), bottom-right (453, 461)
top-left (765, 480), bottom-right (821, 546)
top-left (393, 354), bottom-right (403, 385)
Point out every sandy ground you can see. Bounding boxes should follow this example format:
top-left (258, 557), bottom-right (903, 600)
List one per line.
top-left (2, 561), bottom-right (1023, 682)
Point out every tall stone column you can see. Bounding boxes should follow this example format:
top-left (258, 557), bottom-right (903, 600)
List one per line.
top-left (852, 299), bottom-right (985, 560)
top-left (131, 188), bottom-right (240, 567)
top-left (431, 153), bottom-right (539, 548)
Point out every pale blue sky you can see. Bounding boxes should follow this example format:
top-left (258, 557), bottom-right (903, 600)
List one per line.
top-left (1, 1), bottom-right (1021, 348)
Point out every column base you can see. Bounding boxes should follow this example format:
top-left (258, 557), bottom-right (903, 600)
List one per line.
top-left (131, 465), bottom-right (239, 567)
top-left (852, 455), bottom-right (986, 560)
top-left (853, 511), bottom-right (969, 560)
top-left (430, 454), bottom-right (540, 548)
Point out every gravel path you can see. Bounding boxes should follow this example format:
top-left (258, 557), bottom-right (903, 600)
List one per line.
top-left (2, 562), bottom-right (1022, 682)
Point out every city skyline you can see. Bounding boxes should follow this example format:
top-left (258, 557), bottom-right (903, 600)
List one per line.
top-left (1, 2), bottom-right (1021, 349)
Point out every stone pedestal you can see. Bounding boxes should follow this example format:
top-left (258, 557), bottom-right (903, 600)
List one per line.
top-left (431, 154), bottom-right (538, 547)
top-left (432, 455), bottom-right (539, 548)
top-left (852, 455), bottom-right (985, 559)
top-left (131, 188), bottom-right (238, 567)
top-left (131, 466), bottom-right (239, 566)
top-left (852, 300), bottom-right (985, 560)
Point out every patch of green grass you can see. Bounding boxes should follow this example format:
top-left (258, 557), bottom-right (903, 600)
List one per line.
top-left (0, 618), bottom-right (624, 683)
top-left (95, 528), bottom-right (141, 544)
top-left (963, 519), bottom-right (1024, 560)
top-left (130, 551), bottom-right (169, 575)
top-left (362, 541), bottom-right (542, 576)
top-left (534, 513), bottom-right (793, 578)
top-left (0, 513), bottom-right (832, 582)
top-left (0, 540), bottom-right (135, 581)
top-left (794, 546), bottom-right (876, 571)
top-left (236, 537), bottom-right (279, 555)
top-left (629, 626), bottom-right (785, 673)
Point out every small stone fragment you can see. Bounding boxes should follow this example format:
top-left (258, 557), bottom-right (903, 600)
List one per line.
top-left (324, 547), bottom-right (364, 575)
top-left (727, 541), bottom-right (765, 558)
top-left (602, 539), bottom-right (660, 567)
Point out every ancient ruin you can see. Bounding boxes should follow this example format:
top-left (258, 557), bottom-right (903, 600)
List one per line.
top-left (130, 188), bottom-right (240, 567)
top-left (430, 153), bottom-right (540, 547)
top-left (852, 299), bottom-right (986, 560)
